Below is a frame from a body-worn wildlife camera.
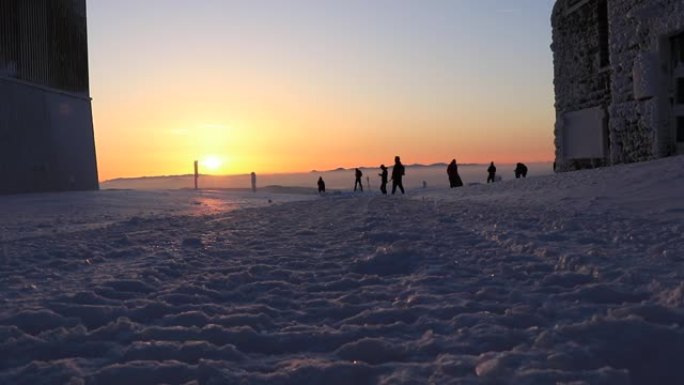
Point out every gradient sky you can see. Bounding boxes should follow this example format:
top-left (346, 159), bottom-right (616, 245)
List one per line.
top-left (87, 0), bottom-right (557, 180)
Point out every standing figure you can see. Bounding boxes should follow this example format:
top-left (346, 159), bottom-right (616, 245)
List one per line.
top-left (379, 164), bottom-right (388, 195)
top-left (391, 156), bottom-right (405, 194)
top-left (250, 172), bottom-right (257, 192)
top-left (354, 168), bottom-right (364, 192)
top-left (487, 161), bottom-right (497, 183)
top-left (446, 159), bottom-right (463, 188)
top-left (514, 163), bottom-right (528, 179)
top-left (317, 176), bottom-right (326, 194)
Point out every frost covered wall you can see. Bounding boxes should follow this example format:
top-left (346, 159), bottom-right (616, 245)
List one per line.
top-left (0, 0), bottom-right (98, 194)
top-left (552, 0), bottom-right (684, 171)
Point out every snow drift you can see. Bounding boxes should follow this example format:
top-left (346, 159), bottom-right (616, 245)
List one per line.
top-left (1, 156), bottom-right (683, 384)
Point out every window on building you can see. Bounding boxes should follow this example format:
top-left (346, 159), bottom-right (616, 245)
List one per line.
top-left (597, 0), bottom-right (610, 68)
top-left (673, 32), bottom-right (684, 66)
top-left (677, 78), bottom-right (684, 104)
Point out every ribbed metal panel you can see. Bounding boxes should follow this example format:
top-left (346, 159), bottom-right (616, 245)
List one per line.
top-left (0, 0), bottom-right (98, 194)
top-left (0, 0), bottom-right (89, 95)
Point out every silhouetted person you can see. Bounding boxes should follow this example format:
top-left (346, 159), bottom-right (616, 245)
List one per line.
top-left (354, 168), bottom-right (363, 192)
top-left (317, 177), bottom-right (326, 194)
top-left (514, 163), bottom-right (528, 179)
top-left (391, 156), bottom-right (405, 194)
top-left (250, 172), bottom-right (257, 192)
top-left (379, 164), bottom-right (388, 195)
top-left (446, 159), bottom-right (463, 188)
top-left (487, 161), bottom-right (497, 183)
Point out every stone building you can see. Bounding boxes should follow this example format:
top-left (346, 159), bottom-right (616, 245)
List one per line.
top-left (552, 0), bottom-right (684, 171)
top-left (0, 0), bottom-right (98, 194)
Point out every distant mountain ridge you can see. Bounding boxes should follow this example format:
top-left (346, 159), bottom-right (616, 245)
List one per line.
top-left (310, 162), bottom-right (483, 173)
top-left (102, 162), bottom-right (547, 185)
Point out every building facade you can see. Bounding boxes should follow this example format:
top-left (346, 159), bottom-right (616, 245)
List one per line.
top-left (552, 0), bottom-right (684, 171)
top-left (0, 0), bottom-right (98, 194)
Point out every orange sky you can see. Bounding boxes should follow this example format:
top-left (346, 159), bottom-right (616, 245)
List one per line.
top-left (88, 1), bottom-right (556, 181)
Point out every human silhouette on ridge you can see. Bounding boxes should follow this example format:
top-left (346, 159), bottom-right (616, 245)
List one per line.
top-left (354, 168), bottom-right (363, 192)
top-left (447, 159), bottom-right (463, 188)
top-left (391, 156), bottom-right (405, 194)
top-left (379, 164), bottom-right (388, 195)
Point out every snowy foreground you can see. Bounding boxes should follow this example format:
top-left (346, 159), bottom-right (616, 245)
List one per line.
top-left (1, 157), bottom-right (683, 385)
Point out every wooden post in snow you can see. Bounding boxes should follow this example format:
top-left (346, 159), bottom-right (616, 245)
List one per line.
top-left (194, 160), bottom-right (199, 190)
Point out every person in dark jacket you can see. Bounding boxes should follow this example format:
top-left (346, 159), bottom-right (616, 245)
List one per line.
top-left (487, 161), bottom-right (497, 183)
top-left (317, 176), bottom-right (326, 194)
top-left (391, 156), bottom-right (405, 194)
top-left (354, 168), bottom-right (363, 192)
top-left (446, 159), bottom-right (463, 188)
top-left (379, 164), bottom-right (388, 195)
top-left (514, 163), bottom-right (528, 179)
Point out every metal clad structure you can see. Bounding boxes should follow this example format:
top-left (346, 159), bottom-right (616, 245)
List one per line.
top-left (0, 0), bottom-right (98, 194)
top-left (1, 0), bottom-right (89, 93)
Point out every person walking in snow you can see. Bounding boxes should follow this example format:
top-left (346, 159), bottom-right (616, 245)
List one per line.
top-left (354, 168), bottom-right (364, 192)
top-left (391, 156), bottom-right (405, 194)
top-left (487, 161), bottom-right (497, 183)
top-left (317, 176), bottom-right (326, 194)
top-left (514, 163), bottom-right (528, 179)
top-left (447, 159), bottom-right (463, 188)
top-left (379, 164), bottom-right (388, 195)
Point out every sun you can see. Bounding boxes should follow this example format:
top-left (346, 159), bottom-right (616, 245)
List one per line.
top-left (200, 156), bottom-right (223, 173)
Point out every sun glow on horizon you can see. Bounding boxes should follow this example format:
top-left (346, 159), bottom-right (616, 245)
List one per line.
top-left (199, 155), bottom-right (224, 174)
top-left (89, 1), bottom-right (556, 181)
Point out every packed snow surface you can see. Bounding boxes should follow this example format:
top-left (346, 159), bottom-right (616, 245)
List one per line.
top-left (1, 156), bottom-right (683, 384)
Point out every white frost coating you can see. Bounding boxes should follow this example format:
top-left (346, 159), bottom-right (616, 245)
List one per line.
top-left (1, 155), bottom-right (684, 384)
top-left (553, 0), bottom-right (684, 166)
top-left (562, 106), bottom-right (606, 159)
top-left (632, 51), bottom-right (660, 100)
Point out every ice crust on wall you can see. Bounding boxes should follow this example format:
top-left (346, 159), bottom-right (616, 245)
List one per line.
top-left (552, 0), bottom-right (684, 168)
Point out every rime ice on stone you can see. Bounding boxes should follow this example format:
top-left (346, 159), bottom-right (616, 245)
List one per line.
top-left (552, 0), bottom-right (684, 171)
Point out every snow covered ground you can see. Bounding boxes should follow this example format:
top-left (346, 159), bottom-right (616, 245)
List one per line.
top-left (1, 156), bottom-right (683, 384)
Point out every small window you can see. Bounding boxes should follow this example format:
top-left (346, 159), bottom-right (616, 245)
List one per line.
top-left (678, 117), bottom-right (684, 142)
top-left (677, 78), bottom-right (684, 104)
top-left (672, 32), bottom-right (684, 66)
top-left (597, 0), bottom-right (610, 67)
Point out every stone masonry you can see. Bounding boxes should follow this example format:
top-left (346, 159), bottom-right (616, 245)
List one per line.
top-left (552, 0), bottom-right (684, 171)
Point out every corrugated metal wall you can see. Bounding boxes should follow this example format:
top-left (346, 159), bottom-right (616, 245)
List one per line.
top-left (0, 0), bottom-right (98, 194)
top-left (0, 0), bottom-right (89, 95)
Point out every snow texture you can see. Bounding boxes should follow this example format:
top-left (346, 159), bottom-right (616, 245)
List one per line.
top-left (1, 156), bottom-right (683, 384)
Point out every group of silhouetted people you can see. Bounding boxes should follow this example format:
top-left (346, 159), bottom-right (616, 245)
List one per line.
top-left (486, 161), bottom-right (528, 183)
top-left (317, 156), bottom-right (406, 195)
top-left (367, 156), bottom-right (405, 195)
top-left (317, 158), bottom-right (530, 195)
top-left (514, 162), bottom-right (528, 178)
top-left (371, 156), bottom-right (405, 194)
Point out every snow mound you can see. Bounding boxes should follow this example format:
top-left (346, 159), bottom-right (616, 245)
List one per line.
top-left (1, 155), bottom-right (683, 384)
